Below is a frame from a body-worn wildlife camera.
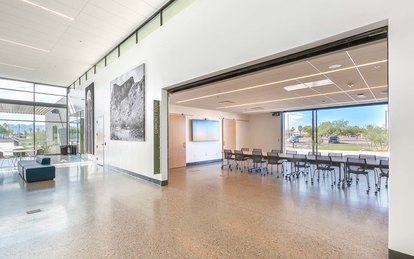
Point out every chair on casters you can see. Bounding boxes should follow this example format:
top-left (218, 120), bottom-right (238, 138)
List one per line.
top-left (328, 152), bottom-right (343, 186)
top-left (251, 151), bottom-right (267, 175)
top-left (266, 152), bottom-right (284, 177)
top-left (375, 159), bottom-right (389, 193)
top-left (359, 154), bottom-right (377, 186)
top-left (234, 150), bottom-right (247, 172)
top-left (346, 158), bottom-right (370, 194)
top-left (271, 149), bottom-right (281, 154)
top-left (311, 156), bottom-right (336, 187)
top-left (285, 154), bottom-right (309, 180)
top-left (308, 151), bottom-right (321, 156)
top-left (284, 150), bottom-right (297, 174)
top-left (221, 149), bottom-right (234, 170)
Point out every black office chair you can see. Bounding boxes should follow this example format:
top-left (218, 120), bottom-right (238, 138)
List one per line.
top-left (271, 149), bottom-right (281, 154)
top-left (346, 158), bottom-right (370, 193)
top-left (308, 151), bottom-right (321, 156)
top-left (284, 150), bottom-right (297, 173)
top-left (328, 152), bottom-right (343, 186)
top-left (311, 156), bottom-right (336, 187)
top-left (234, 150), bottom-right (247, 172)
top-left (221, 149), bottom-right (234, 170)
top-left (266, 152), bottom-right (284, 177)
top-left (241, 148), bottom-right (250, 152)
top-left (286, 154), bottom-right (309, 180)
top-left (359, 154), bottom-right (376, 160)
top-left (251, 151), bottom-right (267, 175)
top-left (376, 159), bottom-right (389, 192)
top-left (252, 148), bottom-right (262, 154)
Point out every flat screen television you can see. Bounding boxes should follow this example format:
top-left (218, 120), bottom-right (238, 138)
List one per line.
top-left (191, 119), bottom-right (220, 141)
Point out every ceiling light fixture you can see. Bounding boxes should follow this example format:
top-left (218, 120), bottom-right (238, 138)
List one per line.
top-left (329, 64), bottom-right (342, 69)
top-left (217, 85), bottom-right (386, 109)
top-left (21, 0), bottom-right (74, 20)
top-left (0, 61), bottom-right (35, 70)
top-left (0, 37), bottom-right (49, 52)
top-left (175, 60), bottom-right (387, 104)
top-left (347, 82), bottom-right (354, 88)
top-left (356, 93), bottom-right (366, 98)
top-left (241, 97), bottom-right (388, 114)
top-left (284, 79), bottom-right (333, 91)
top-left (218, 100), bottom-right (234, 104)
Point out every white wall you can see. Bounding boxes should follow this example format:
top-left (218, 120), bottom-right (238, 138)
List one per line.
top-left (247, 113), bottom-right (282, 152)
top-left (169, 105), bottom-right (248, 163)
top-left (72, 0), bottom-right (414, 254)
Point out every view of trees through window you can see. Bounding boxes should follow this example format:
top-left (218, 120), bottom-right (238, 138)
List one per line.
top-left (0, 79), bottom-right (67, 164)
top-left (284, 104), bottom-right (388, 156)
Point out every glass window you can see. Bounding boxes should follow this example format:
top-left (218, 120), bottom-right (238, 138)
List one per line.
top-left (80, 74), bottom-right (87, 85)
top-left (34, 121), bottom-right (67, 154)
top-left (316, 105), bottom-right (388, 156)
top-left (86, 67), bottom-right (95, 80)
top-left (138, 14), bottom-right (160, 41)
top-left (96, 58), bottom-right (105, 73)
top-left (162, 0), bottom-right (194, 23)
top-left (284, 111), bottom-right (313, 154)
top-left (35, 93), bottom-right (66, 104)
top-left (35, 107), bottom-right (67, 122)
top-left (106, 47), bottom-right (119, 66)
top-left (0, 88), bottom-right (33, 102)
top-left (0, 78), bottom-right (33, 92)
top-left (120, 33), bottom-right (137, 56)
top-left (35, 84), bottom-right (67, 96)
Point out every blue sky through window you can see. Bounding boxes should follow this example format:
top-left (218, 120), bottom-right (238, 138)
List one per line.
top-left (286, 104), bottom-right (388, 128)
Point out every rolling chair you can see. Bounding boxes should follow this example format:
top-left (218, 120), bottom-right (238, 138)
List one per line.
top-left (221, 149), bottom-right (234, 170)
top-left (285, 154), bottom-right (309, 180)
top-left (311, 156), bottom-right (336, 187)
top-left (376, 159), bottom-right (389, 193)
top-left (308, 151), bottom-right (321, 156)
top-left (284, 150), bottom-right (297, 174)
top-left (328, 152), bottom-right (343, 186)
top-left (251, 152), bottom-right (267, 175)
top-left (346, 158), bottom-right (370, 193)
top-left (266, 152), bottom-right (284, 177)
top-left (234, 150), bottom-right (248, 172)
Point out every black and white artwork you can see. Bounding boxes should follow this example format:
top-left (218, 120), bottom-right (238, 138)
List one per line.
top-left (110, 64), bottom-right (145, 141)
top-left (85, 83), bottom-right (94, 154)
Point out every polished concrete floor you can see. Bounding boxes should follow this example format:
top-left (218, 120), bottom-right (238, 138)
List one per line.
top-left (0, 161), bottom-right (388, 258)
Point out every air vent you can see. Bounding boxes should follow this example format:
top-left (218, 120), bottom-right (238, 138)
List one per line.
top-left (250, 107), bottom-right (264, 110)
top-left (218, 100), bottom-right (234, 104)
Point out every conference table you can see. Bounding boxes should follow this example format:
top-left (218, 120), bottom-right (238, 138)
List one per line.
top-left (226, 151), bottom-right (387, 187)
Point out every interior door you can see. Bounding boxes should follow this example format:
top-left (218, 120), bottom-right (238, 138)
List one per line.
top-left (222, 118), bottom-right (236, 151)
top-left (96, 115), bottom-right (105, 166)
top-left (169, 114), bottom-right (186, 169)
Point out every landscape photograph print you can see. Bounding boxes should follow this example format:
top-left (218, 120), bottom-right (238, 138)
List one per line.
top-left (110, 64), bottom-right (145, 141)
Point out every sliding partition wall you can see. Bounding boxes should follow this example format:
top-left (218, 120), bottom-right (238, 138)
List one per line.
top-left (0, 78), bottom-right (67, 156)
top-left (283, 104), bottom-right (388, 156)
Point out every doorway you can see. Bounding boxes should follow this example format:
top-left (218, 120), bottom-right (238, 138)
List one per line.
top-left (95, 115), bottom-right (105, 166)
top-left (169, 114), bottom-right (186, 169)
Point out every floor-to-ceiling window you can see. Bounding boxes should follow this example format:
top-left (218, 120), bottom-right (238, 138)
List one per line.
top-left (284, 103), bottom-right (388, 156)
top-left (0, 78), bottom-right (67, 162)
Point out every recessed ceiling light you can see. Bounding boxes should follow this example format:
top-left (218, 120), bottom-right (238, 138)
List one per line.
top-left (218, 100), bottom-right (234, 104)
top-left (284, 79), bottom-right (333, 91)
top-left (329, 64), bottom-right (342, 69)
top-left (0, 61), bottom-right (35, 70)
top-left (176, 60), bottom-right (387, 104)
top-left (0, 37), bottom-right (49, 52)
top-left (356, 93), bottom-right (366, 98)
top-left (21, 0), bottom-right (74, 20)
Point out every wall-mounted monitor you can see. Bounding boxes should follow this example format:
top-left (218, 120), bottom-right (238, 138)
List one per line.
top-left (191, 119), bottom-right (220, 141)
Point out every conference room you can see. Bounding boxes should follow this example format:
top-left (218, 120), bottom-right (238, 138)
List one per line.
top-left (168, 30), bottom-right (388, 196)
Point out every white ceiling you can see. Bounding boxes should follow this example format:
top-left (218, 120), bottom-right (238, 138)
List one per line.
top-left (170, 40), bottom-right (388, 114)
top-left (0, 0), bottom-right (168, 86)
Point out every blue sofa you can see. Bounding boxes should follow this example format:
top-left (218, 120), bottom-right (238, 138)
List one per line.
top-left (18, 156), bottom-right (55, 182)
